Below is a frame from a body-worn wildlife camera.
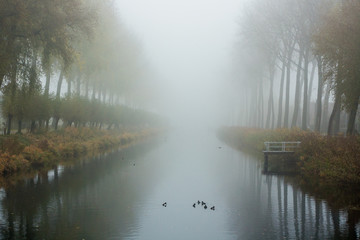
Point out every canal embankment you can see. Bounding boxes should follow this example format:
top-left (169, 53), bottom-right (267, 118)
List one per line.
top-left (218, 126), bottom-right (360, 210)
top-left (0, 127), bottom-right (161, 176)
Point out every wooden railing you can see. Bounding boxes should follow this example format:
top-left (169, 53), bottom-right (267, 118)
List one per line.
top-left (264, 141), bottom-right (301, 153)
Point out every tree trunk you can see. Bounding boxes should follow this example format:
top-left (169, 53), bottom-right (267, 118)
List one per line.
top-left (56, 70), bottom-right (64, 99)
top-left (30, 120), bottom-right (36, 133)
top-left (328, 91), bottom-right (341, 136)
top-left (283, 43), bottom-right (295, 128)
top-left (256, 84), bottom-right (260, 127)
top-left (271, 87), bottom-right (275, 128)
top-left (284, 55), bottom-right (292, 128)
top-left (298, 74), bottom-right (304, 125)
top-left (109, 92), bottom-right (113, 105)
top-left (76, 75), bottom-right (81, 96)
top-left (328, 59), bottom-right (344, 135)
top-left (314, 57), bottom-right (323, 132)
top-left (259, 82), bottom-right (264, 128)
top-left (277, 61), bottom-right (286, 128)
top-left (346, 95), bottom-right (359, 135)
top-left (321, 83), bottom-right (331, 132)
top-left (1, 36), bottom-right (15, 90)
top-left (97, 87), bottom-right (101, 100)
top-left (44, 69), bottom-right (51, 97)
top-left (266, 66), bottom-right (275, 129)
top-left (28, 52), bottom-right (37, 95)
top-left (0, 73), bottom-right (4, 90)
top-left (244, 91), bottom-right (249, 126)
top-left (301, 48), bottom-right (310, 130)
top-left (17, 120), bottom-right (22, 134)
top-left (7, 63), bottom-right (17, 135)
top-left (85, 78), bottom-right (89, 99)
top-left (334, 104), bottom-right (341, 135)
top-left (250, 86), bottom-right (257, 127)
top-left (54, 70), bottom-right (64, 131)
top-left (92, 83), bottom-right (96, 100)
top-left (54, 118), bottom-right (59, 130)
top-left (307, 60), bottom-right (316, 126)
top-left (7, 114), bottom-right (12, 135)
top-left (102, 89), bottom-right (106, 103)
top-left (67, 78), bottom-right (72, 96)
top-left (291, 49), bottom-right (304, 128)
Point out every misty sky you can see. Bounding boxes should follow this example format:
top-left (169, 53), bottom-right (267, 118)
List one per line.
top-left (115, 0), bottom-right (245, 127)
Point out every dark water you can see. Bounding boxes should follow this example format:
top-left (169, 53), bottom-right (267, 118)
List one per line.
top-left (0, 128), bottom-right (359, 240)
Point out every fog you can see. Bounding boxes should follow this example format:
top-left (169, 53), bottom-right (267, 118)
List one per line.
top-left (1, 0), bottom-right (356, 136)
top-left (1, 1), bottom-right (359, 238)
top-left (115, 0), bottom-right (244, 128)
top-left (34, 0), bottom-right (343, 133)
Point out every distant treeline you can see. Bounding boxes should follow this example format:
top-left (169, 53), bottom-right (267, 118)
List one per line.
top-left (0, 0), bottom-right (156, 134)
top-left (234, 0), bottom-right (360, 135)
top-left (2, 94), bottom-right (164, 134)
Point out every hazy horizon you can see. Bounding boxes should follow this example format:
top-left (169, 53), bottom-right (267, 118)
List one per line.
top-left (115, 0), bottom-right (246, 128)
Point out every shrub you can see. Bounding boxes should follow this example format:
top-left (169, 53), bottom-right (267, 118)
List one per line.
top-left (0, 136), bottom-right (26, 155)
top-left (0, 152), bottom-right (30, 175)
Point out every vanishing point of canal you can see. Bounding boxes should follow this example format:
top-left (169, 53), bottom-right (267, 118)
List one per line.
top-left (0, 128), bottom-right (359, 239)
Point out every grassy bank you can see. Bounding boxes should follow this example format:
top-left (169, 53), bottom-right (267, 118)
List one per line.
top-left (0, 127), bottom-right (160, 176)
top-left (218, 127), bottom-right (360, 187)
top-left (218, 127), bottom-right (360, 209)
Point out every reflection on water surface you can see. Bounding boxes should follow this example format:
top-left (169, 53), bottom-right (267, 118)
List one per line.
top-left (0, 129), bottom-right (359, 239)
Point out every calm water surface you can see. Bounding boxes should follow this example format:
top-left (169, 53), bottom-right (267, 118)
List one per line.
top-left (0, 128), bottom-right (359, 239)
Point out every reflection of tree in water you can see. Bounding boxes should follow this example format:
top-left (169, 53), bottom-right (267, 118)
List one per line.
top-left (225, 152), bottom-right (360, 240)
top-left (0, 140), bottom-right (161, 240)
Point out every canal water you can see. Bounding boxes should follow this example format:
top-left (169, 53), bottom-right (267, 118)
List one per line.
top-left (0, 128), bottom-right (359, 239)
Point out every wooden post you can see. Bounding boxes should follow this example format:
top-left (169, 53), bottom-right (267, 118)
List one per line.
top-left (264, 153), bottom-right (269, 173)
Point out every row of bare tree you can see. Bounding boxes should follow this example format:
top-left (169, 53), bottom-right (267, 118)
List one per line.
top-left (233, 0), bottom-right (360, 135)
top-left (0, 0), bottom-right (150, 134)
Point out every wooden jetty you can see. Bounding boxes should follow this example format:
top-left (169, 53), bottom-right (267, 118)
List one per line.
top-left (263, 142), bottom-right (301, 173)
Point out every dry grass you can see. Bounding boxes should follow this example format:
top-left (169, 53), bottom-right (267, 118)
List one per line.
top-left (0, 127), bottom-right (160, 176)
